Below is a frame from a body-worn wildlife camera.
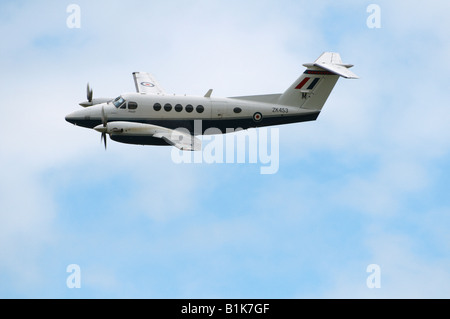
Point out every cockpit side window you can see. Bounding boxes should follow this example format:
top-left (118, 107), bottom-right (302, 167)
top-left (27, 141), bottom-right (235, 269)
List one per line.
top-left (113, 96), bottom-right (126, 108)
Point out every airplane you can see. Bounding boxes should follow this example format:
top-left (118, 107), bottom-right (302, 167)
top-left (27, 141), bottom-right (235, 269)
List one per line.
top-left (65, 52), bottom-right (358, 151)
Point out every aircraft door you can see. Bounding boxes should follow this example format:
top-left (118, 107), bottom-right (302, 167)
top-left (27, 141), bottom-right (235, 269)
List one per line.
top-left (212, 101), bottom-right (228, 118)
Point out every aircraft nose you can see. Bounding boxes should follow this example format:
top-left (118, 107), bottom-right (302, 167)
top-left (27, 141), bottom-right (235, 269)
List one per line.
top-left (65, 109), bottom-right (86, 125)
top-left (65, 106), bottom-right (103, 129)
top-left (65, 113), bottom-right (76, 125)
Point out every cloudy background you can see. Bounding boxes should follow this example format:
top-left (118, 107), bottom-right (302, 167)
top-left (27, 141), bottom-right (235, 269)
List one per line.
top-left (1, 0), bottom-right (449, 298)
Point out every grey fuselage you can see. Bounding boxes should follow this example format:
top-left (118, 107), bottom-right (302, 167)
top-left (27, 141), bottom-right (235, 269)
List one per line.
top-left (66, 92), bottom-right (319, 145)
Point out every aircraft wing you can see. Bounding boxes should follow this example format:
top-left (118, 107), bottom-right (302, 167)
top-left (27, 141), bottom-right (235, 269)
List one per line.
top-left (132, 72), bottom-right (166, 95)
top-left (154, 131), bottom-right (202, 151)
top-left (103, 121), bottom-right (201, 151)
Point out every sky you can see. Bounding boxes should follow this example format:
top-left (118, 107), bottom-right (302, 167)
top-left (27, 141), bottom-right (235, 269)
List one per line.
top-left (1, 0), bottom-right (450, 298)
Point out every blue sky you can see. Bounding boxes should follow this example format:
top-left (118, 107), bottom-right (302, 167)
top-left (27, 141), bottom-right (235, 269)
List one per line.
top-left (1, 0), bottom-right (450, 298)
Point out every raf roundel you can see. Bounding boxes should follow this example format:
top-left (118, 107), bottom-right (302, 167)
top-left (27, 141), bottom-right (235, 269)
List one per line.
top-left (253, 112), bottom-right (263, 122)
top-left (141, 82), bottom-right (155, 87)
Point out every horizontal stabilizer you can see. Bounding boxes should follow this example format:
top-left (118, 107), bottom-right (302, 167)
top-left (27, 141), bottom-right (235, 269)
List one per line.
top-left (314, 62), bottom-right (359, 79)
top-left (304, 52), bottom-right (359, 79)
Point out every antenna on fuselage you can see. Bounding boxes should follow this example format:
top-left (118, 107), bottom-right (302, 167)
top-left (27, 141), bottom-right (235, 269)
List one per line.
top-left (204, 89), bottom-right (213, 98)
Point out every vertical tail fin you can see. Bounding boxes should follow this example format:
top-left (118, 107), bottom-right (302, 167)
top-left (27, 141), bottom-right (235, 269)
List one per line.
top-left (277, 52), bottom-right (358, 110)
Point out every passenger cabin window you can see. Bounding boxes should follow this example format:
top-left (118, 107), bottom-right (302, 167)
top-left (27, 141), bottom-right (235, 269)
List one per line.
top-left (153, 103), bottom-right (161, 111)
top-left (113, 96), bottom-right (126, 108)
top-left (185, 104), bottom-right (193, 113)
top-left (128, 101), bottom-right (138, 110)
top-left (164, 103), bottom-right (172, 112)
top-left (233, 107), bottom-right (242, 113)
top-left (196, 105), bottom-right (204, 113)
top-left (175, 104), bottom-right (183, 112)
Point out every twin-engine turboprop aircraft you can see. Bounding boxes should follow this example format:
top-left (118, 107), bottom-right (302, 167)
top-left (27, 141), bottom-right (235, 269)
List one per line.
top-left (65, 52), bottom-right (358, 150)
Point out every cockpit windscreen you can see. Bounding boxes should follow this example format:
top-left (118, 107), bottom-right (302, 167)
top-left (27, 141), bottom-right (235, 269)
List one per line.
top-left (112, 96), bottom-right (125, 108)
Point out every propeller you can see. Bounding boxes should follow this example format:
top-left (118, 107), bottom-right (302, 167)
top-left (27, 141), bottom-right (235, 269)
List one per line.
top-left (87, 83), bottom-right (93, 103)
top-left (79, 83), bottom-right (94, 107)
top-left (100, 105), bottom-right (107, 149)
top-left (93, 105), bottom-right (109, 150)
top-left (80, 83), bottom-right (111, 107)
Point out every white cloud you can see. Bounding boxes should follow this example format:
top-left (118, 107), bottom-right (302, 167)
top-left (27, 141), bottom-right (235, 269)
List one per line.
top-left (0, 167), bottom-right (57, 294)
top-left (324, 230), bottom-right (450, 298)
top-left (1, 0), bottom-right (450, 298)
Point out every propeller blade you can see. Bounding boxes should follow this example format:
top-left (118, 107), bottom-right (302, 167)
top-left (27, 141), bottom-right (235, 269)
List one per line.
top-left (101, 105), bottom-right (107, 127)
top-left (100, 106), bottom-right (107, 150)
top-left (87, 83), bottom-right (93, 102)
top-left (101, 132), bottom-right (107, 150)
